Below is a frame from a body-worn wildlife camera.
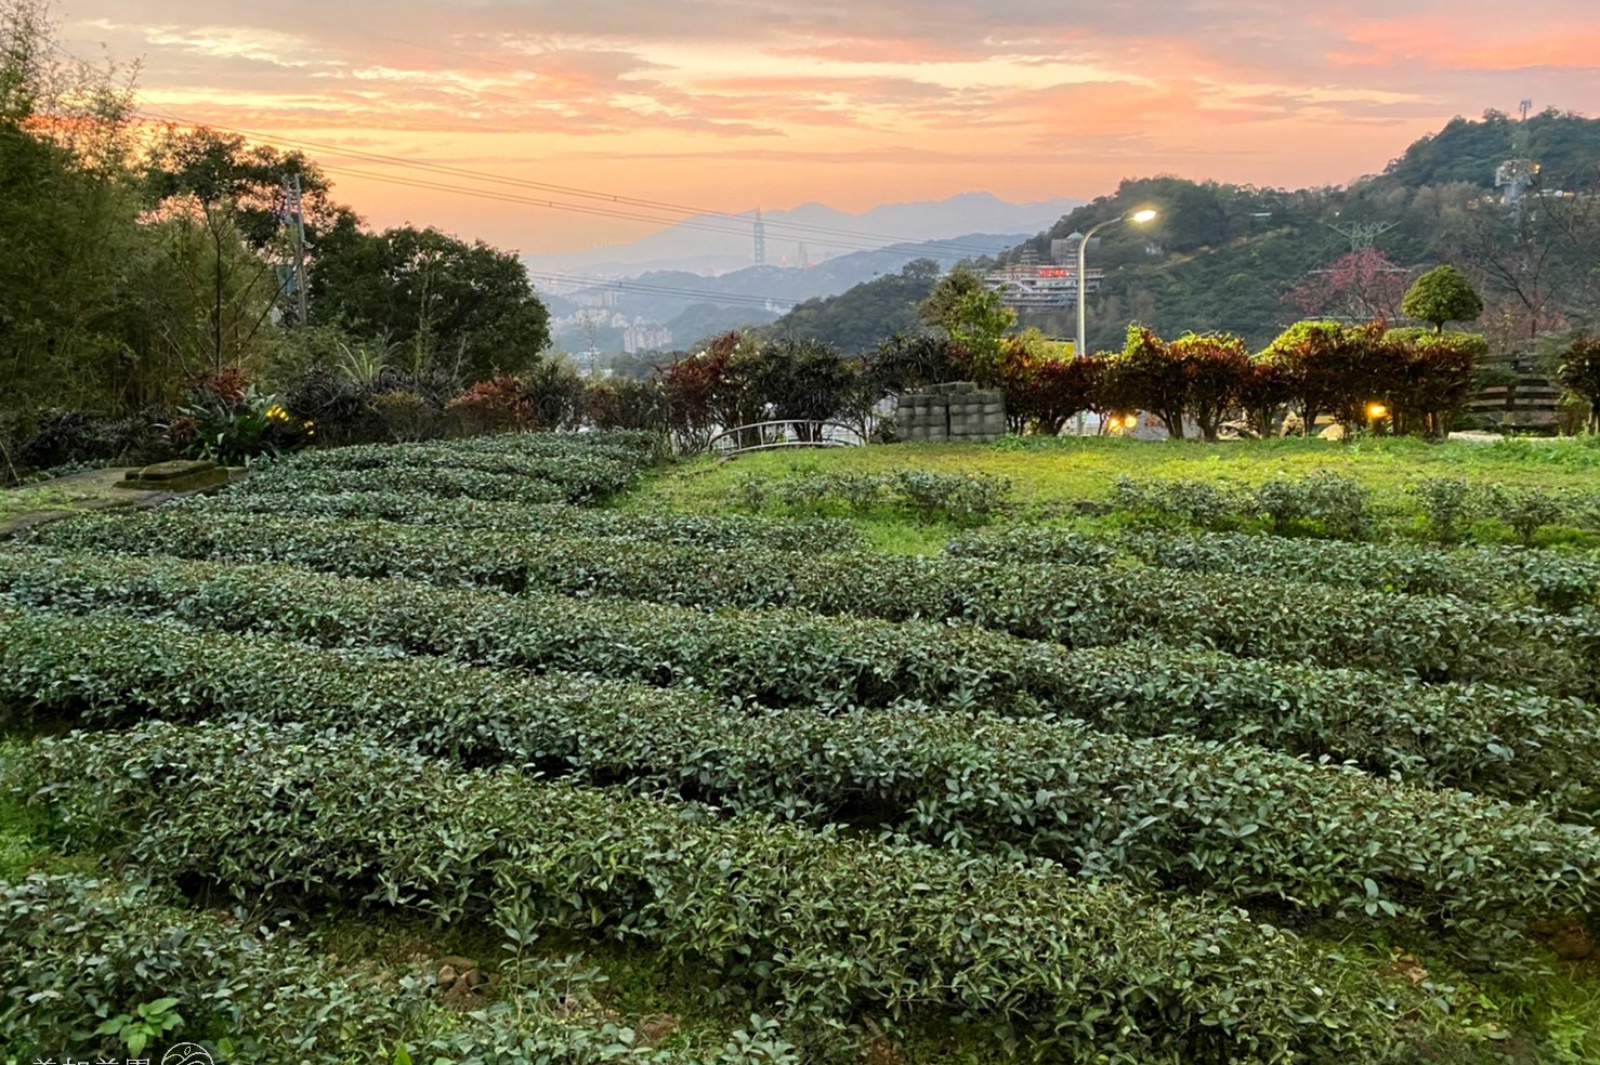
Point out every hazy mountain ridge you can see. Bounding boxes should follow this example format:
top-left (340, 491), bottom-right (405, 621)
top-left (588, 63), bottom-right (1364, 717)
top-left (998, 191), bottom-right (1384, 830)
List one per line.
top-left (525, 192), bottom-right (1080, 277)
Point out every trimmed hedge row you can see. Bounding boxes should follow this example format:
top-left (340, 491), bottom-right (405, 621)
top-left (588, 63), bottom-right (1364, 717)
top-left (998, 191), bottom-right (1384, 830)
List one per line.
top-left (2, 874), bottom-right (774, 1065)
top-left (15, 720), bottom-right (1415, 1063)
top-left (242, 431), bottom-right (664, 503)
top-left (234, 465), bottom-right (568, 505)
top-left (945, 527), bottom-right (1600, 613)
top-left (30, 512), bottom-right (1600, 696)
top-left (180, 492), bottom-right (864, 554)
top-left (5, 605), bottom-right (1596, 939)
top-left (2, 548), bottom-right (1594, 810)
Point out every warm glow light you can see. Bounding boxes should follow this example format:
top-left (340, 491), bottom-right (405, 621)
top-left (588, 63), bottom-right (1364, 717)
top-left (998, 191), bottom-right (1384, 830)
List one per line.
top-left (1367, 403), bottom-right (1389, 420)
top-left (1124, 414), bottom-right (1140, 429)
top-left (1129, 209), bottom-right (1159, 224)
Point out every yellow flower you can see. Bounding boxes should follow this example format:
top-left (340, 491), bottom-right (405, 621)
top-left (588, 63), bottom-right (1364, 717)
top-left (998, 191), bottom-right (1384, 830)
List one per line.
top-left (265, 405), bottom-right (289, 421)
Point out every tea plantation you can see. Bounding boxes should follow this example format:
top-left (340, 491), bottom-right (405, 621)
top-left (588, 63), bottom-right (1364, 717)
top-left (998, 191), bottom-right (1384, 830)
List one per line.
top-left (5, 432), bottom-right (1600, 1064)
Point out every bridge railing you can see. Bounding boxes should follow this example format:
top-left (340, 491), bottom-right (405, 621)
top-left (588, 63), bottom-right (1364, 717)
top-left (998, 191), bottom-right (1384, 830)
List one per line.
top-left (707, 421), bottom-right (865, 458)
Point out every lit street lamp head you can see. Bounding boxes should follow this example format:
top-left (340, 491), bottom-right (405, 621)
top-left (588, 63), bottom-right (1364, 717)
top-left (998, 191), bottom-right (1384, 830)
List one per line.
top-left (1129, 209), bottom-right (1158, 224)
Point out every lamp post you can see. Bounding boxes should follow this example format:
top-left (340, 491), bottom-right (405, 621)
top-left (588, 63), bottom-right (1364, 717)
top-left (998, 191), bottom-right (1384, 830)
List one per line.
top-left (1075, 208), bottom-right (1158, 362)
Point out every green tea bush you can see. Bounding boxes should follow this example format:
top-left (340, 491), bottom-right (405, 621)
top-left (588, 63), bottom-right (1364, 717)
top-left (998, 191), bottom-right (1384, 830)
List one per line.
top-left (236, 465), bottom-right (573, 505)
top-left (15, 721), bottom-right (1413, 1063)
top-left (0, 874), bottom-right (426, 1062)
top-left (1110, 475), bottom-right (1251, 530)
top-left (737, 470), bottom-right (1009, 523)
top-left (179, 493), bottom-right (864, 555)
top-left (1254, 471), bottom-right (1371, 539)
top-left (32, 514), bottom-right (1600, 696)
top-left (0, 874), bottom-right (781, 1065)
top-left (1488, 486), bottom-right (1571, 545)
top-left (944, 527), bottom-right (1600, 612)
top-left (5, 607), bottom-right (1597, 938)
top-left (2, 549), bottom-right (1594, 807)
top-left (1410, 478), bottom-right (1475, 544)
top-left (1112, 472), bottom-right (1372, 539)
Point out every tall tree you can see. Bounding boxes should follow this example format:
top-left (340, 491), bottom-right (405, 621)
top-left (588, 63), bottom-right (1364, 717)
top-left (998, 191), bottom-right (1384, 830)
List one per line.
top-left (141, 126), bottom-right (332, 372)
top-left (309, 218), bottom-right (551, 382)
top-left (0, 0), bottom-right (142, 411)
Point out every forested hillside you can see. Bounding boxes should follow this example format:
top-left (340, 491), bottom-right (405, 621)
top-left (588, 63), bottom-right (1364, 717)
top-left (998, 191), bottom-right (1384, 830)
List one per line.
top-left (1014, 110), bottom-right (1600, 354)
top-left (764, 111), bottom-right (1600, 358)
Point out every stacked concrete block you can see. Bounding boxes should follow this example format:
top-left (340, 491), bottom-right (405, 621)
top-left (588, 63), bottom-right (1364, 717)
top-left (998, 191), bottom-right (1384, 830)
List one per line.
top-left (897, 383), bottom-right (1006, 443)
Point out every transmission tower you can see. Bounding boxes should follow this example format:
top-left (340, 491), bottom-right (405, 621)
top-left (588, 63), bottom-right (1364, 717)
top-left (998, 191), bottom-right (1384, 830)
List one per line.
top-left (1327, 220), bottom-right (1397, 251)
top-left (753, 208), bottom-right (767, 267)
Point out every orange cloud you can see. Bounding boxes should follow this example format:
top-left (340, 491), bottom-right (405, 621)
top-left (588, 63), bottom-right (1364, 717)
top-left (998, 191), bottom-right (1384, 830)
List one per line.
top-left (54, 0), bottom-right (1600, 254)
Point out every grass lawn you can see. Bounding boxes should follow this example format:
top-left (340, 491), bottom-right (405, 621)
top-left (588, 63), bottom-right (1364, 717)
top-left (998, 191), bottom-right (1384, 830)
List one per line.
top-left (636, 436), bottom-right (1600, 515)
top-left (630, 436), bottom-right (1600, 552)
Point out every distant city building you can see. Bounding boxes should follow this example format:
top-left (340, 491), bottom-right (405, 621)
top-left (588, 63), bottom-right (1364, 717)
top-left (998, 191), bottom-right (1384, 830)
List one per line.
top-left (623, 322), bottom-right (673, 354)
top-left (983, 263), bottom-right (1103, 311)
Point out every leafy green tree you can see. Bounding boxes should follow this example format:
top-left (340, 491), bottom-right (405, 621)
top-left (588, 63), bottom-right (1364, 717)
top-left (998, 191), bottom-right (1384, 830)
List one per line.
top-left (309, 216), bottom-right (551, 382)
top-left (1555, 335), bottom-right (1600, 433)
top-left (142, 126), bottom-right (333, 370)
top-left (0, 0), bottom-right (144, 411)
top-left (746, 338), bottom-right (857, 440)
top-left (918, 268), bottom-right (1015, 385)
top-left (1402, 265), bottom-right (1484, 334)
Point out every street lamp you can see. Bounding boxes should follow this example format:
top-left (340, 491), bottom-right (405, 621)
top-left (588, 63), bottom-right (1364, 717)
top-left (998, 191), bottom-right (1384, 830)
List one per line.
top-left (1076, 208), bottom-right (1158, 363)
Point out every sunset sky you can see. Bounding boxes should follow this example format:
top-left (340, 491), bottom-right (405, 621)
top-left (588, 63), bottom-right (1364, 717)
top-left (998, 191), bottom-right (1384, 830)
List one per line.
top-left (57, 0), bottom-right (1600, 255)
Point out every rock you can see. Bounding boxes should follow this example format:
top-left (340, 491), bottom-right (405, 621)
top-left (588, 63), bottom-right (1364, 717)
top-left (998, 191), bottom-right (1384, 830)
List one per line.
top-left (125, 459), bottom-right (216, 481)
top-left (437, 955), bottom-right (476, 973)
top-left (436, 964), bottom-right (459, 987)
top-left (1318, 423), bottom-right (1346, 441)
top-left (1447, 430), bottom-right (1506, 445)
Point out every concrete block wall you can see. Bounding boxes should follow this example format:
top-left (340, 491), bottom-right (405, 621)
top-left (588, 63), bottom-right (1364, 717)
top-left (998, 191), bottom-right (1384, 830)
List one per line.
top-left (898, 382), bottom-right (1006, 443)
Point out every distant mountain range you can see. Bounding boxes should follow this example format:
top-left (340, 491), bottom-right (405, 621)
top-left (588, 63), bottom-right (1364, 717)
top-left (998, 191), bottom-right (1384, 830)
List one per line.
top-left (542, 232), bottom-right (1029, 354)
top-left (525, 192), bottom-right (1080, 278)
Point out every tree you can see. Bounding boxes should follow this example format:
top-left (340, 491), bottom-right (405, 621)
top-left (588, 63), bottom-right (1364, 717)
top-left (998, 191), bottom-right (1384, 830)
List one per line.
top-left (1101, 324), bottom-right (1189, 439)
top-left (1383, 329), bottom-right (1485, 437)
top-left (309, 218), bottom-right (551, 383)
top-left (142, 126), bottom-right (333, 371)
top-left (917, 266), bottom-right (1016, 386)
top-left (1262, 321), bottom-right (1389, 434)
top-left (864, 334), bottom-right (962, 398)
top-left (1237, 360), bottom-right (1292, 439)
top-left (0, 0), bottom-right (144, 411)
top-left (746, 337), bottom-right (856, 440)
top-left (1401, 265), bottom-right (1484, 334)
top-left (1286, 249), bottom-right (1412, 322)
top-left (995, 335), bottom-right (1097, 435)
top-left (1170, 332), bottom-right (1250, 442)
top-left (1555, 334), bottom-right (1600, 433)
